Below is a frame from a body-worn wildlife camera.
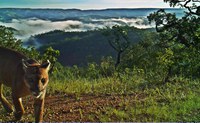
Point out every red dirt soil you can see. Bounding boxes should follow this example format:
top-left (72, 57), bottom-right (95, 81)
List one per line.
top-left (0, 93), bottom-right (143, 122)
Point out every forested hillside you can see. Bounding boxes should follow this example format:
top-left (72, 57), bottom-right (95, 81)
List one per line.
top-left (25, 27), bottom-right (151, 66)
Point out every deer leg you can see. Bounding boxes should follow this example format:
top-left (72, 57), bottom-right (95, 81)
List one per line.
top-left (0, 84), bottom-right (14, 113)
top-left (12, 94), bottom-right (24, 121)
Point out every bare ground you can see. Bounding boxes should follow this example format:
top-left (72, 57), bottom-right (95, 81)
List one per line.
top-left (0, 93), bottom-right (144, 122)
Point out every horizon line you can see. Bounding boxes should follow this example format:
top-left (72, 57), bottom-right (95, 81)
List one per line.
top-left (0, 7), bottom-right (180, 11)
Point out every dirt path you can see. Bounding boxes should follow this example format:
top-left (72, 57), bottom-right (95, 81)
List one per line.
top-left (0, 93), bottom-right (144, 122)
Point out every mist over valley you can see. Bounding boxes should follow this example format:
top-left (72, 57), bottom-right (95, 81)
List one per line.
top-left (0, 8), bottom-right (184, 66)
top-left (0, 8), bottom-right (184, 41)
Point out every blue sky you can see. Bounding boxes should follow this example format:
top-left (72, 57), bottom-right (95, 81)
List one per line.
top-left (0, 0), bottom-right (170, 9)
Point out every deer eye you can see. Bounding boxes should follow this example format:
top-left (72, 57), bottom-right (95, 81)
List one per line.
top-left (41, 78), bottom-right (46, 84)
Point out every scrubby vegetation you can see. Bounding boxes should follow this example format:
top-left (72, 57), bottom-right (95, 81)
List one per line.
top-left (26, 27), bottom-right (149, 66)
top-left (0, 0), bottom-right (200, 122)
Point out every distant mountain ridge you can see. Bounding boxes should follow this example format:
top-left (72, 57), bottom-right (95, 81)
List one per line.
top-left (0, 8), bottom-right (184, 22)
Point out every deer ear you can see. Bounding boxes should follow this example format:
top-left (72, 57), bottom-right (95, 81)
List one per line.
top-left (41, 60), bottom-right (51, 71)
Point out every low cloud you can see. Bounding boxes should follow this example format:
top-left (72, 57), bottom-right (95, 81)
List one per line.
top-left (0, 17), bottom-right (153, 41)
top-left (90, 18), bottom-right (152, 28)
top-left (0, 18), bottom-right (83, 39)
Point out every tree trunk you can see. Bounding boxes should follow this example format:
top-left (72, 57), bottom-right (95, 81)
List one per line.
top-left (115, 51), bottom-right (122, 68)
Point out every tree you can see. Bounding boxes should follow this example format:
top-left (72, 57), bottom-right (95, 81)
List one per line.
top-left (148, 1), bottom-right (200, 48)
top-left (102, 25), bottom-right (130, 68)
top-left (0, 26), bottom-right (23, 50)
top-left (164, 0), bottom-right (200, 16)
top-left (42, 46), bottom-right (60, 74)
top-left (0, 25), bottom-right (60, 73)
top-left (147, 0), bottom-right (200, 77)
top-left (0, 26), bottom-right (41, 58)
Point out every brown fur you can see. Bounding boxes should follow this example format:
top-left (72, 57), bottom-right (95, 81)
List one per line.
top-left (0, 47), bottom-right (50, 122)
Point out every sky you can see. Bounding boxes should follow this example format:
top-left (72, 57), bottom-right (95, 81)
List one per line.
top-left (0, 0), bottom-right (170, 9)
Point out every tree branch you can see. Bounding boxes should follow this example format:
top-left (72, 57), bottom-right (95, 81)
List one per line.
top-left (183, 0), bottom-right (200, 16)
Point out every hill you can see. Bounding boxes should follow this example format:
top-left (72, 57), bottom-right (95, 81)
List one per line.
top-left (0, 8), bottom-right (184, 22)
top-left (25, 27), bottom-right (151, 66)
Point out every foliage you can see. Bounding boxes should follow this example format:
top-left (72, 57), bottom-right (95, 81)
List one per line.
top-left (100, 56), bottom-right (115, 77)
top-left (31, 27), bottom-right (147, 66)
top-left (164, 0), bottom-right (200, 16)
top-left (0, 25), bottom-right (60, 72)
top-left (102, 25), bottom-right (130, 68)
top-left (50, 56), bottom-right (115, 81)
top-left (0, 26), bottom-right (35, 57)
top-left (41, 46), bottom-right (60, 73)
top-left (147, 0), bottom-right (200, 77)
top-left (0, 26), bottom-right (22, 50)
